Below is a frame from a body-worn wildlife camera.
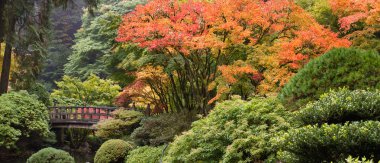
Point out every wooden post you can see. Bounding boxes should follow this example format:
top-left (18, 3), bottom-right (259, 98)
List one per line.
top-left (74, 107), bottom-right (78, 120)
top-left (58, 128), bottom-right (65, 145)
top-left (89, 107), bottom-right (93, 121)
top-left (81, 107), bottom-right (84, 120)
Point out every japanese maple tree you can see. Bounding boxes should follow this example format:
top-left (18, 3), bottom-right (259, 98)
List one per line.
top-left (117, 0), bottom-right (350, 111)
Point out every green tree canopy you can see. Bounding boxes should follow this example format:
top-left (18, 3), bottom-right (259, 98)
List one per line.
top-left (51, 74), bottom-right (121, 106)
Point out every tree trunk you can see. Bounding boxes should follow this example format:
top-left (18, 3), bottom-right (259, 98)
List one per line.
top-left (0, 0), bottom-right (6, 42)
top-left (0, 43), bottom-right (12, 94)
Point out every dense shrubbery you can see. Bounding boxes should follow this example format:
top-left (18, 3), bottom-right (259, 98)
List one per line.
top-left (26, 147), bottom-right (75, 163)
top-left (87, 135), bottom-right (104, 152)
top-left (27, 83), bottom-right (50, 106)
top-left (295, 89), bottom-right (380, 125)
top-left (94, 139), bottom-right (134, 163)
top-left (279, 121), bottom-right (380, 162)
top-left (0, 91), bottom-right (50, 149)
top-left (131, 113), bottom-right (195, 146)
top-left (95, 109), bottom-right (144, 139)
top-left (125, 145), bottom-right (165, 163)
top-left (164, 98), bottom-right (290, 162)
top-left (279, 48), bottom-right (380, 109)
top-left (279, 89), bottom-right (380, 162)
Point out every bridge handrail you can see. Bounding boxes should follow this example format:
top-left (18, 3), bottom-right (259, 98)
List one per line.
top-left (47, 106), bottom-right (118, 110)
top-left (48, 106), bottom-right (117, 123)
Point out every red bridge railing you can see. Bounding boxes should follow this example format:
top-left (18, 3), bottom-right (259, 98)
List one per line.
top-left (48, 106), bottom-right (117, 123)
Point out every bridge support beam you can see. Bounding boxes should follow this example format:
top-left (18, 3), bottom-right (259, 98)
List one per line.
top-left (57, 128), bottom-right (65, 145)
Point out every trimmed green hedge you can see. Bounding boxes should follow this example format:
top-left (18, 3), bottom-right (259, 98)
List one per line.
top-left (27, 147), bottom-right (74, 163)
top-left (164, 98), bottom-right (290, 162)
top-left (126, 145), bottom-right (165, 163)
top-left (279, 48), bottom-right (380, 109)
top-left (278, 121), bottom-right (380, 162)
top-left (295, 89), bottom-right (380, 126)
top-left (94, 139), bottom-right (134, 163)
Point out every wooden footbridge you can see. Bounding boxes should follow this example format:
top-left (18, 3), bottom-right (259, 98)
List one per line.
top-left (48, 105), bottom-right (163, 145)
top-left (48, 104), bottom-right (160, 129)
top-left (48, 106), bottom-right (118, 129)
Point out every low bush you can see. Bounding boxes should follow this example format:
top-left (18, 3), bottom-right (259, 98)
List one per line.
top-left (278, 121), bottom-right (380, 162)
top-left (95, 110), bottom-right (144, 139)
top-left (26, 147), bottom-right (74, 163)
top-left (295, 89), bottom-right (380, 126)
top-left (279, 48), bottom-right (380, 109)
top-left (164, 98), bottom-right (290, 162)
top-left (125, 145), bottom-right (165, 163)
top-left (94, 139), bottom-right (134, 163)
top-left (0, 91), bottom-right (50, 149)
top-left (131, 112), bottom-right (195, 146)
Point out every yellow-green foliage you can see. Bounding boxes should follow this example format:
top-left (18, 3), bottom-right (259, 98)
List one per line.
top-left (346, 156), bottom-right (375, 163)
top-left (95, 109), bottom-right (144, 139)
top-left (0, 91), bottom-right (49, 149)
top-left (295, 0), bottom-right (339, 31)
top-left (0, 43), bottom-right (16, 72)
top-left (27, 147), bottom-right (74, 163)
top-left (126, 146), bottom-right (165, 163)
top-left (94, 139), bottom-right (134, 163)
top-left (164, 98), bottom-right (290, 162)
top-left (51, 74), bottom-right (121, 106)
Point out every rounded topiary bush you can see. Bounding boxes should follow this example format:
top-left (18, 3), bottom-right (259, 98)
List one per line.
top-left (126, 145), bottom-right (165, 163)
top-left (164, 98), bottom-right (290, 162)
top-left (296, 89), bottom-right (380, 126)
top-left (279, 48), bottom-right (380, 109)
top-left (26, 147), bottom-right (74, 163)
top-left (94, 139), bottom-right (134, 163)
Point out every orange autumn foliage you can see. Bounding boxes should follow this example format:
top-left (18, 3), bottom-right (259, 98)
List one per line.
top-left (116, 66), bottom-right (169, 111)
top-left (208, 61), bottom-right (257, 104)
top-left (329, 0), bottom-right (380, 31)
top-left (117, 0), bottom-right (351, 105)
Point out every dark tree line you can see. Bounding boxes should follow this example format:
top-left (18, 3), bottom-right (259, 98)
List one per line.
top-left (0, 0), bottom-right (97, 95)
